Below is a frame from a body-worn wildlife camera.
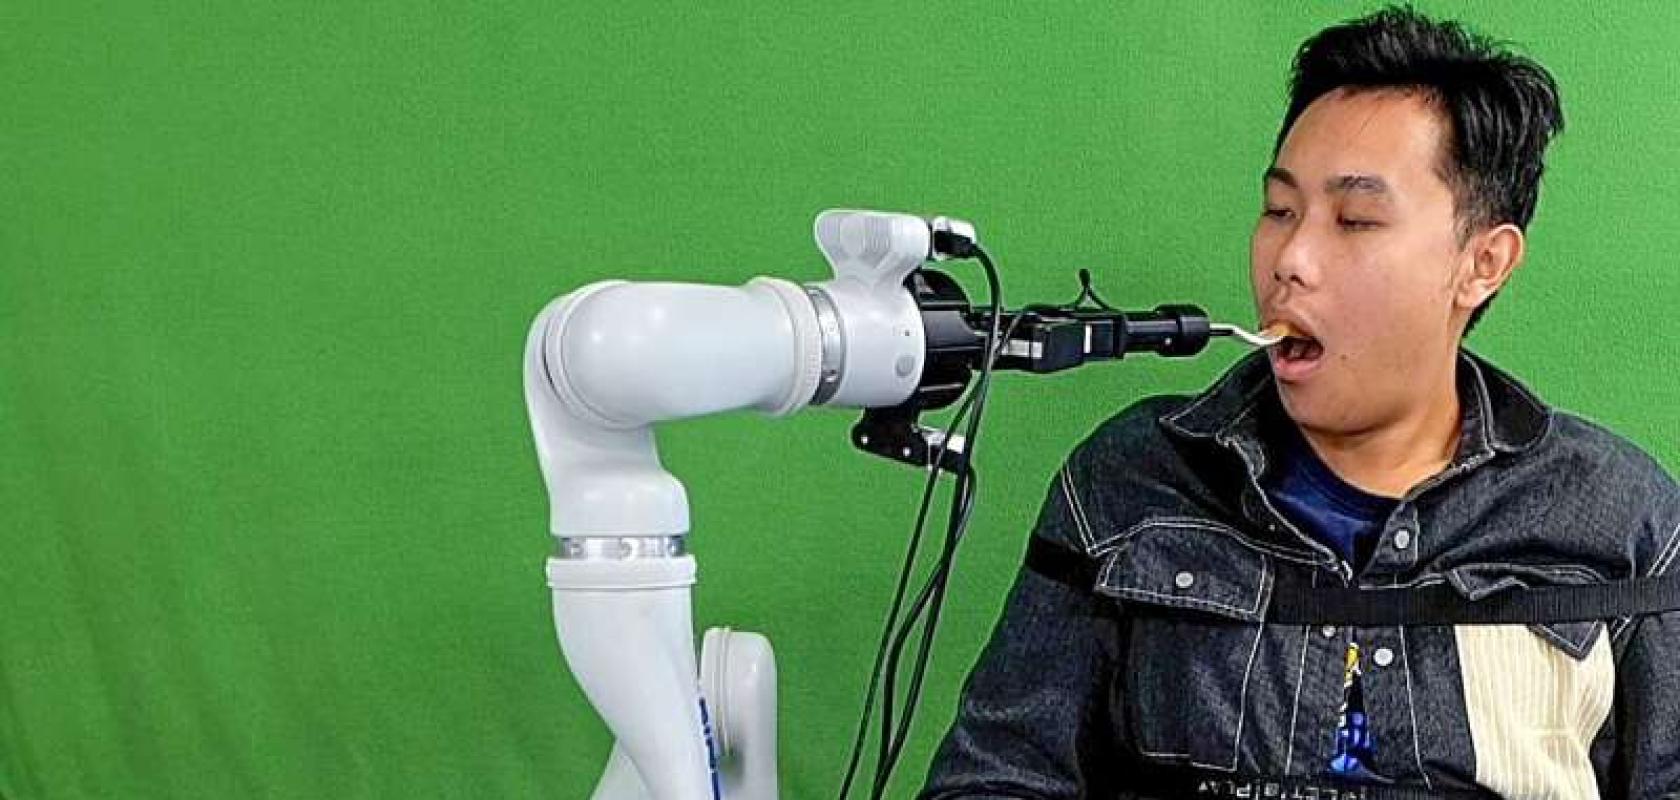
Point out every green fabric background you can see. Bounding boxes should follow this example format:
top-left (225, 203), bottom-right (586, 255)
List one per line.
top-left (3, 2), bottom-right (1675, 797)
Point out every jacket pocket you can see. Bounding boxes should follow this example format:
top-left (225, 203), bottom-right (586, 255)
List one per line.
top-left (1446, 563), bottom-right (1608, 659)
top-left (1095, 518), bottom-right (1274, 623)
top-left (1097, 519), bottom-right (1276, 771)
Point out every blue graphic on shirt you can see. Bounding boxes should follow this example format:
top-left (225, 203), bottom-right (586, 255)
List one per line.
top-left (1329, 642), bottom-right (1377, 776)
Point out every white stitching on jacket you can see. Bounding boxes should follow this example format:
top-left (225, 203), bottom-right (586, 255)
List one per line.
top-left (1222, 622), bottom-right (1268, 773)
top-left (1282, 624), bottom-right (1310, 776)
top-left (1614, 516), bottom-right (1680, 643)
top-left (1059, 465), bottom-right (1097, 552)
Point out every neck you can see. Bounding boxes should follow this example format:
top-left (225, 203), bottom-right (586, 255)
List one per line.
top-left (1297, 361), bottom-right (1463, 499)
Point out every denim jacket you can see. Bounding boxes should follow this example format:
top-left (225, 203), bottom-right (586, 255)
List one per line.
top-left (921, 351), bottom-right (1680, 799)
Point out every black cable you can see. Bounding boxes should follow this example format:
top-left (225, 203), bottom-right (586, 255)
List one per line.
top-left (868, 247), bottom-right (1005, 799)
top-left (881, 280), bottom-right (1009, 754)
top-left (871, 481), bottom-right (964, 797)
top-left (838, 248), bottom-right (1011, 800)
top-left (875, 250), bottom-right (1005, 793)
top-left (872, 368), bottom-right (989, 795)
top-left (1066, 268), bottom-right (1094, 308)
top-left (1077, 267), bottom-right (1117, 311)
top-left (838, 312), bottom-right (1018, 800)
top-left (834, 392), bottom-right (976, 800)
top-left (836, 256), bottom-right (1153, 795)
top-left (878, 470), bottom-right (977, 779)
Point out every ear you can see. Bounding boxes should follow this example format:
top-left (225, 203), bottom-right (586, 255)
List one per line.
top-left (1455, 223), bottom-right (1525, 313)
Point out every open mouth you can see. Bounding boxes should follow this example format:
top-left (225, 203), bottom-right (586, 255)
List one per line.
top-left (1277, 335), bottom-right (1323, 363)
top-left (1264, 320), bottom-right (1324, 379)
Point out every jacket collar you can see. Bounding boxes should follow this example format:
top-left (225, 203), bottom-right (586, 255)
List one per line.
top-left (1159, 350), bottom-right (1553, 458)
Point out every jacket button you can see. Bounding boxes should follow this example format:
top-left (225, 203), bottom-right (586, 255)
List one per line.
top-left (1174, 571), bottom-right (1196, 589)
top-left (1393, 528), bottom-right (1413, 550)
top-left (1373, 647), bottom-right (1395, 667)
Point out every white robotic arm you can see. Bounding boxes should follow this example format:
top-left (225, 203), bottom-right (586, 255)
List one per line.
top-left (527, 211), bottom-right (963, 800)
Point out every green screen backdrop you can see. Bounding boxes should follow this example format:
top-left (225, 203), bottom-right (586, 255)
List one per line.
top-left (3, 2), bottom-right (1676, 797)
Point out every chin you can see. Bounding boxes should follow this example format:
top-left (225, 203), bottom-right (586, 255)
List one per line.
top-left (1273, 380), bottom-right (1357, 434)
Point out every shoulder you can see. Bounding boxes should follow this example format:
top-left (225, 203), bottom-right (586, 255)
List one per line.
top-left (1533, 411), bottom-right (1680, 576)
top-left (1065, 394), bottom-right (1201, 478)
top-left (1539, 411), bottom-right (1678, 503)
top-left (1037, 394), bottom-right (1236, 553)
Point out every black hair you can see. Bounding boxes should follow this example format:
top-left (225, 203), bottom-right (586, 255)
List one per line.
top-left (1277, 5), bottom-right (1564, 333)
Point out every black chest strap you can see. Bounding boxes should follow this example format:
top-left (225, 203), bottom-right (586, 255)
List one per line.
top-left (1266, 571), bottom-right (1680, 626)
top-left (1025, 536), bottom-right (1680, 626)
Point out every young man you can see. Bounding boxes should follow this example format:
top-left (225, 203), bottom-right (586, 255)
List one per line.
top-left (922, 7), bottom-right (1680, 799)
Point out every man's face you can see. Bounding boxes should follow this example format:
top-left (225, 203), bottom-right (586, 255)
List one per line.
top-left (1251, 88), bottom-right (1474, 436)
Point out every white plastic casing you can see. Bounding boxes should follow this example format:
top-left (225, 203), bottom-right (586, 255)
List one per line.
top-left (526, 276), bottom-right (822, 538)
top-left (701, 628), bottom-right (777, 798)
top-left (586, 628), bottom-right (778, 800)
top-left (807, 210), bottom-right (929, 408)
top-left (548, 557), bottom-right (708, 800)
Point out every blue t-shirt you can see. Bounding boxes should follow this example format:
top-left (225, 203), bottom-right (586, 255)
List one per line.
top-left (1264, 423), bottom-right (1398, 570)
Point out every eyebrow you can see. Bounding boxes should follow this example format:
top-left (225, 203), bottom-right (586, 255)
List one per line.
top-left (1264, 167), bottom-right (1392, 198)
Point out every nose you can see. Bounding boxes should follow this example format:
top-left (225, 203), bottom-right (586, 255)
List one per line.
top-left (1270, 223), bottom-right (1316, 289)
